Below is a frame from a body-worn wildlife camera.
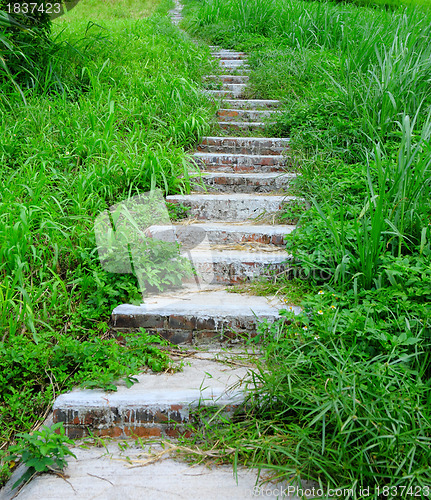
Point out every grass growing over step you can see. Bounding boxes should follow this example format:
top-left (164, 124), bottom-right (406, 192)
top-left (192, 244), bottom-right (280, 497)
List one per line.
top-left (0, 0), bottom-right (216, 486)
top-left (181, 0), bottom-right (431, 494)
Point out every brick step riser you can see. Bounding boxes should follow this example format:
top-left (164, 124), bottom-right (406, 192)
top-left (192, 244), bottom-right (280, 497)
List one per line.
top-left (145, 225), bottom-right (292, 247)
top-left (212, 54), bottom-right (246, 60)
top-left (184, 260), bottom-right (287, 285)
top-left (218, 109), bottom-right (274, 121)
top-left (198, 163), bottom-right (286, 173)
top-left (195, 147), bottom-right (288, 156)
top-left (166, 199), bottom-right (285, 222)
top-left (223, 99), bottom-right (280, 109)
top-left (219, 62), bottom-right (249, 69)
top-left (218, 122), bottom-right (267, 131)
top-left (205, 90), bottom-right (244, 99)
top-left (204, 75), bottom-right (249, 84)
top-left (192, 176), bottom-right (291, 193)
top-left (197, 138), bottom-right (290, 155)
top-left (53, 405), bottom-right (238, 440)
top-left (219, 59), bottom-right (247, 64)
top-left (192, 154), bottom-right (287, 169)
top-left (113, 316), bottom-right (279, 342)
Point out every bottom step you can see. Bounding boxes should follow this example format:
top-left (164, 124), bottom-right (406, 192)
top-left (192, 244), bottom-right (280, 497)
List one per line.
top-left (53, 352), bottom-right (252, 439)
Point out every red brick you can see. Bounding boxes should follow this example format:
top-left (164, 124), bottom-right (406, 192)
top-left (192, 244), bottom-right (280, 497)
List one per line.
top-left (96, 427), bottom-right (123, 438)
top-left (124, 426), bottom-right (162, 438)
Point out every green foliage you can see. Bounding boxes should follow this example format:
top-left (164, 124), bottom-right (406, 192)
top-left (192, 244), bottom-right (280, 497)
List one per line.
top-left (185, 0), bottom-right (431, 160)
top-left (0, 328), bottom-right (172, 437)
top-left (184, 279), bottom-right (431, 495)
top-left (7, 423), bottom-right (75, 489)
top-left (166, 201), bottom-right (191, 221)
top-left (0, 3), bottom-right (213, 339)
top-left (285, 116), bottom-right (431, 289)
top-left (247, 310), bottom-right (431, 494)
top-left (0, 0), bottom-right (211, 487)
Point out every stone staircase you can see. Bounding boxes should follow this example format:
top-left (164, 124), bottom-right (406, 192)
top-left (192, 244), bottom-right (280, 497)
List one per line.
top-left (51, 1), bottom-right (301, 439)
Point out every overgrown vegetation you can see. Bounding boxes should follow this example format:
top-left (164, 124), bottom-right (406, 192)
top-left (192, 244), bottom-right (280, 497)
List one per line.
top-left (0, 0), bottom-right (216, 487)
top-left (182, 0), bottom-right (431, 496)
top-left (7, 423), bottom-right (76, 489)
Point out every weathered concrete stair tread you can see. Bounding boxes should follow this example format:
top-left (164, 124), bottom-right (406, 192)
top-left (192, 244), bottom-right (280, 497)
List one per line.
top-left (192, 154), bottom-right (287, 173)
top-left (220, 83), bottom-right (247, 92)
top-left (53, 354), bottom-right (252, 438)
top-left (219, 60), bottom-right (249, 68)
top-left (146, 222), bottom-right (295, 247)
top-left (204, 90), bottom-right (241, 99)
top-left (198, 136), bottom-right (290, 155)
top-left (218, 121), bottom-right (270, 130)
top-left (185, 249), bottom-right (290, 285)
top-left (191, 171), bottom-right (295, 193)
top-left (5, 445), bottom-right (317, 500)
top-left (218, 108), bottom-right (275, 121)
top-left (166, 193), bottom-right (296, 221)
top-left (193, 152), bottom-right (287, 165)
top-left (204, 75), bottom-right (249, 83)
top-left (211, 52), bottom-right (246, 60)
top-left (112, 286), bottom-right (299, 334)
top-left (223, 99), bottom-right (280, 109)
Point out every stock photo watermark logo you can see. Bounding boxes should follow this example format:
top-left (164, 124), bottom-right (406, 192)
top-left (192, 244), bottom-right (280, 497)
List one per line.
top-left (4, 0), bottom-right (80, 23)
top-left (94, 190), bottom-right (214, 297)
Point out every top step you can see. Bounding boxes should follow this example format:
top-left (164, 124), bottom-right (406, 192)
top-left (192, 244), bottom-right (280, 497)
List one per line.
top-left (198, 136), bottom-right (290, 155)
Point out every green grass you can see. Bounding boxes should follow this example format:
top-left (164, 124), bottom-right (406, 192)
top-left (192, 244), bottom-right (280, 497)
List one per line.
top-left (0, 0), bottom-right (217, 486)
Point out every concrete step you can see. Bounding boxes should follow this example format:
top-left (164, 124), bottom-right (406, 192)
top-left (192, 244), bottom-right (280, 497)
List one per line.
top-left (219, 60), bottom-right (249, 68)
top-left (217, 121), bottom-right (268, 131)
top-left (4, 442), bottom-right (315, 499)
top-left (53, 351), bottom-right (254, 438)
top-left (191, 172), bottom-right (295, 193)
top-left (220, 83), bottom-right (248, 95)
top-left (211, 52), bottom-right (246, 60)
top-left (112, 286), bottom-right (299, 340)
top-left (184, 247), bottom-right (289, 285)
top-left (203, 90), bottom-right (238, 99)
top-left (192, 152), bottom-right (287, 173)
top-left (204, 75), bottom-right (249, 84)
top-left (223, 99), bottom-right (280, 109)
top-left (218, 108), bottom-right (275, 122)
top-left (197, 136), bottom-right (290, 155)
top-left (145, 222), bottom-right (295, 247)
top-left (166, 193), bottom-right (296, 222)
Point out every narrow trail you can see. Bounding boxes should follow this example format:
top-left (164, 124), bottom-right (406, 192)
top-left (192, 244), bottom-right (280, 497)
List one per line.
top-left (50, 1), bottom-right (301, 439)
